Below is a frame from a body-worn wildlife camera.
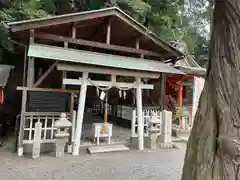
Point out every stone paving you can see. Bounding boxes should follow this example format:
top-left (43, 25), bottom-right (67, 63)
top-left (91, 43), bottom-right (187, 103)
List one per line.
top-left (0, 143), bottom-right (186, 180)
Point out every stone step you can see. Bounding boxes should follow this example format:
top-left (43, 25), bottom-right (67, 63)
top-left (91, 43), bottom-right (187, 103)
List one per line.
top-left (87, 144), bottom-right (129, 154)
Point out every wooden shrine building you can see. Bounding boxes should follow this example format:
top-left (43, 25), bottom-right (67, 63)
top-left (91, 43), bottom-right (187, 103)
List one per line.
top-left (6, 7), bottom-right (184, 156)
top-left (166, 55), bottom-right (206, 128)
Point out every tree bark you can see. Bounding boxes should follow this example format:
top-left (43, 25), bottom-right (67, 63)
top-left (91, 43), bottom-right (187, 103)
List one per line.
top-left (181, 1), bottom-right (240, 180)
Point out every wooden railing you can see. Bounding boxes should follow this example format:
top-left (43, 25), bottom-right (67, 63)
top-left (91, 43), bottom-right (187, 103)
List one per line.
top-left (22, 112), bottom-right (73, 144)
top-left (87, 104), bottom-right (162, 137)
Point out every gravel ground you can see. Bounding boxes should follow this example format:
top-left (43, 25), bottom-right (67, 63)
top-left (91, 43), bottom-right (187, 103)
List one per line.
top-left (0, 143), bottom-right (186, 180)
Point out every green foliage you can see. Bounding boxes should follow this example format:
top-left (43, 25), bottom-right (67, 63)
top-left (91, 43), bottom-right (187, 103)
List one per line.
top-left (0, 1), bottom-right (49, 21)
top-left (0, 0), bottom-right (210, 66)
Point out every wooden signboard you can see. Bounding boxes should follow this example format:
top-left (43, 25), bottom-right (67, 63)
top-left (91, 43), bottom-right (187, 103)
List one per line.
top-left (26, 91), bottom-right (71, 112)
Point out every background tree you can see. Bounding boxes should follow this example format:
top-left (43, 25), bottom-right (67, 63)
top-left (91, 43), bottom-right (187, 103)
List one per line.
top-left (0, 0), bottom-right (210, 65)
top-left (181, 0), bottom-right (240, 179)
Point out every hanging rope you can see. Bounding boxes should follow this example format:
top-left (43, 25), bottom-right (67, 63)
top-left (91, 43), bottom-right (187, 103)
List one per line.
top-left (87, 78), bottom-right (112, 91)
top-left (87, 78), bottom-right (112, 133)
top-left (87, 78), bottom-right (141, 133)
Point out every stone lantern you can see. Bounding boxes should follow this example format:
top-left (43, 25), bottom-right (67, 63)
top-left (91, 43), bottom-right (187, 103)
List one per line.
top-left (146, 112), bottom-right (162, 149)
top-left (54, 113), bottom-right (72, 157)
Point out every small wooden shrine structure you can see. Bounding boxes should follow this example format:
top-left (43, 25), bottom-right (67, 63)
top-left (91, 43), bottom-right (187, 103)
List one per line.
top-left (6, 7), bottom-right (184, 156)
top-left (166, 55), bottom-right (206, 127)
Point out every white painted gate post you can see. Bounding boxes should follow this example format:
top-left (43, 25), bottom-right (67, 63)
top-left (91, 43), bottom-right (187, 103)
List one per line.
top-left (72, 72), bottom-right (88, 156)
top-left (136, 77), bottom-right (144, 150)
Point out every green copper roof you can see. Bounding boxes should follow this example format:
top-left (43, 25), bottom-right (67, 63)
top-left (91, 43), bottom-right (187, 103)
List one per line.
top-left (28, 43), bottom-right (184, 75)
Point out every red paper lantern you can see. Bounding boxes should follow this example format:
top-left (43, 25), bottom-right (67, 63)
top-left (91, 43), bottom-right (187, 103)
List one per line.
top-left (0, 88), bottom-right (4, 104)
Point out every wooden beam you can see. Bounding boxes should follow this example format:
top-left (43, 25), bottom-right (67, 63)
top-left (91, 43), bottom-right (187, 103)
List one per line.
top-left (35, 33), bottom-right (163, 58)
top-left (17, 86), bottom-right (80, 94)
top-left (63, 78), bottom-right (154, 89)
top-left (33, 62), bottom-right (57, 88)
top-left (9, 10), bottom-right (115, 32)
top-left (57, 63), bottom-right (160, 79)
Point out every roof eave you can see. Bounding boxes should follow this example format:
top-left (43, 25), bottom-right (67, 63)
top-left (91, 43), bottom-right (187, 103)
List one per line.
top-left (174, 65), bottom-right (206, 76)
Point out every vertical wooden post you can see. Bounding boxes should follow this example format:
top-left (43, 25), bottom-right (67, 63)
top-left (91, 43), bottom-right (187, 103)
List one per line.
top-left (159, 73), bottom-right (166, 111)
top-left (136, 39), bottom-right (140, 49)
top-left (103, 93), bottom-right (108, 132)
top-left (30, 29), bottom-right (34, 43)
top-left (131, 109), bottom-right (136, 137)
top-left (18, 89), bottom-right (27, 156)
top-left (72, 72), bottom-right (88, 156)
top-left (132, 89), bottom-right (136, 108)
top-left (62, 40), bottom-right (68, 89)
top-left (136, 77), bottom-right (144, 150)
top-left (27, 57), bottom-right (35, 87)
top-left (136, 38), bottom-right (144, 58)
top-left (106, 18), bottom-right (111, 44)
top-left (178, 77), bottom-right (183, 117)
top-left (67, 93), bottom-right (75, 153)
top-left (72, 23), bottom-right (76, 39)
top-left (62, 71), bottom-right (67, 89)
top-left (64, 41), bottom-right (68, 48)
top-left (27, 29), bottom-right (35, 87)
top-left (23, 47), bottom-right (27, 86)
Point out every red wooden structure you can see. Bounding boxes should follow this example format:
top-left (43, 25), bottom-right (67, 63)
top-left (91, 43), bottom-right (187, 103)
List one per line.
top-left (0, 87), bottom-right (4, 104)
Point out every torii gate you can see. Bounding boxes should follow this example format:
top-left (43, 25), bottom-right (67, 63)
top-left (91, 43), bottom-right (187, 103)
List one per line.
top-left (59, 64), bottom-right (158, 156)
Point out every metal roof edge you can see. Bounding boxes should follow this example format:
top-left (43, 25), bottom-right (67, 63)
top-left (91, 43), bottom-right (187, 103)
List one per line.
top-left (7, 7), bottom-right (117, 26)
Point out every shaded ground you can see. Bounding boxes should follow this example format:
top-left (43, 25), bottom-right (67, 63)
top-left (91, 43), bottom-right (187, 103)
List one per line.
top-left (0, 143), bottom-right (186, 180)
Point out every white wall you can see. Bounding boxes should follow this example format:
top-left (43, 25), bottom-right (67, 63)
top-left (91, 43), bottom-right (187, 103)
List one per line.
top-left (192, 77), bottom-right (205, 122)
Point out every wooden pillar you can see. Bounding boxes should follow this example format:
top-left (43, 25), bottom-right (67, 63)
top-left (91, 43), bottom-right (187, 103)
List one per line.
top-left (136, 77), bottom-right (144, 150)
top-left (62, 39), bottom-right (68, 89)
top-left (106, 18), bottom-right (111, 44)
top-left (103, 93), bottom-right (108, 132)
top-left (72, 24), bottom-right (76, 39)
top-left (62, 71), bottom-right (67, 89)
top-left (136, 39), bottom-right (140, 49)
top-left (72, 72), bottom-right (88, 156)
top-left (67, 92), bottom-right (75, 153)
top-left (27, 57), bottom-right (35, 87)
top-left (159, 73), bottom-right (166, 111)
top-left (17, 89), bottom-right (27, 156)
top-left (178, 77), bottom-right (183, 116)
top-left (27, 29), bottom-right (35, 87)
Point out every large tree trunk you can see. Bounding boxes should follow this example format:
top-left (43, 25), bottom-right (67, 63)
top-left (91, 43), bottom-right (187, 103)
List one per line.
top-left (181, 1), bottom-right (240, 180)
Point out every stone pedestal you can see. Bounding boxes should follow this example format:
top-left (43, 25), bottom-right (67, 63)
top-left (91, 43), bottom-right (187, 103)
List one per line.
top-left (146, 130), bottom-right (159, 149)
top-left (55, 136), bottom-right (68, 157)
top-left (159, 110), bottom-right (172, 146)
